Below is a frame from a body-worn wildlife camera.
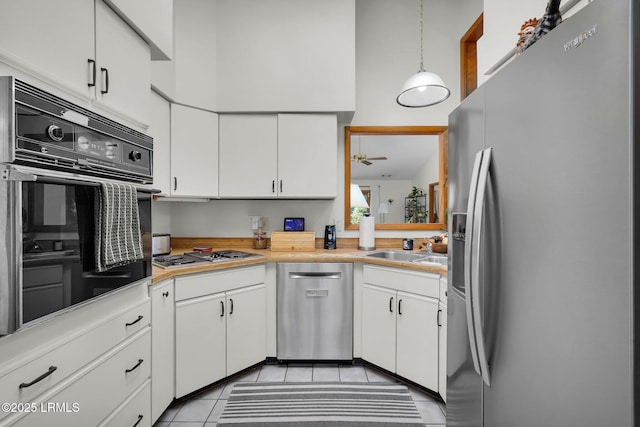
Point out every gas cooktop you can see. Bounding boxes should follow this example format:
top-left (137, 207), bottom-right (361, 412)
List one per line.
top-left (153, 250), bottom-right (261, 269)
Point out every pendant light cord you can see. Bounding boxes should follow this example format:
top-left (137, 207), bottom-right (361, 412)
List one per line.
top-left (419, 0), bottom-right (425, 72)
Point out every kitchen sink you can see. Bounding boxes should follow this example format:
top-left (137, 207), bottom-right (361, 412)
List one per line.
top-left (365, 250), bottom-right (426, 262)
top-left (414, 255), bottom-right (448, 266)
top-left (365, 250), bottom-right (447, 266)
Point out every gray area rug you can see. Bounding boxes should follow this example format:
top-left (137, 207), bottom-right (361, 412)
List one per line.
top-left (217, 382), bottom-right (424, 426)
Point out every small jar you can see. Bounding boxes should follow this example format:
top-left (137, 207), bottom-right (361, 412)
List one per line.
top-left (253, 230), bottom-right (267, 249)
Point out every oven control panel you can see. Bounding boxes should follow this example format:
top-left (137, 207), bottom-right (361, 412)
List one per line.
top-left (8, 80), bottom-right (153, 183)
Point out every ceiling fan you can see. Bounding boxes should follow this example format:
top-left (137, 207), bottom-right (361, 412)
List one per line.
top-left (352, 152), bottom-right (388, 165)
top-left (352, 137), bottom-right (388, 165)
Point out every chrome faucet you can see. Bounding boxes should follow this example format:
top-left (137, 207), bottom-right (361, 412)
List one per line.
top-left (426, 242), bottom-right (433, 254)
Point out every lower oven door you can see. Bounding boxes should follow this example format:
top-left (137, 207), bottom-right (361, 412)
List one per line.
top-left (0, 166), bottom-right (153, 334)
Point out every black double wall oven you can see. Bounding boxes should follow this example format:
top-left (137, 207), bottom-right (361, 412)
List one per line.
top-left (0, 77), bottom-right (154, 334)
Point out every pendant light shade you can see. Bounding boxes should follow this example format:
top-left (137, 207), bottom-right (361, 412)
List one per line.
top-left (396, 71), bottom-right (450, 107)
top-left (396, 0), bottom-right (450, 108)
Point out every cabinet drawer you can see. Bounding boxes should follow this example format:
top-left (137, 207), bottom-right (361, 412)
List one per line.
top-left (0, 299), bottom-right (149, 420)
top-left (99, 379), bottom-right (151, 427)
top-left (175, 265), bottom-right (266, 301)
top-left (11, 328), bottom-right (151, 427)
top-left (363, 265), bottom-right (439, 298)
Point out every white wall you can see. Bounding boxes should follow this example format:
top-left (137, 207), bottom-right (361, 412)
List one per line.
top-left (215, 0), bottom-right (356, 112)
top-left (156, 0), bottom-right (483, 239)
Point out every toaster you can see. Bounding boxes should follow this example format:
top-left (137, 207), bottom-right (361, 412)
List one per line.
top-left (152, 233), bottom-right (171, 256)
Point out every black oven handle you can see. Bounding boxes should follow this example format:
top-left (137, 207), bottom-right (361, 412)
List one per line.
top-left (83, 272), bottom-right (132, 279)
top-left (30, 176), bottom-right (161, 197)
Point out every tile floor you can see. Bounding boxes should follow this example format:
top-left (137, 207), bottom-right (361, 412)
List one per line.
top-left (153, 363), bottom-right (446, 426)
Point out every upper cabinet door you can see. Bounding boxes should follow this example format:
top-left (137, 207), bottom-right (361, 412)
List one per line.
top-left (94, 0), bottom-right (151, 127)
top-left (148, 91), bottom-right (171, 195)
top-left (277, 114), bottom-right (337, 199)
top-left (219, 115), bottom-right (278, 198)
top-left (170, 104), bottom-right (219, 198)
top-left (0, 0), bottom-right (95, 101)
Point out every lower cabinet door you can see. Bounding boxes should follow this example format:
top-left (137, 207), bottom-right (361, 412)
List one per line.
top-left (361, 284), bottom-right (396, 374)
top-left (396, 291), bottom-right (439, 391)
top-left (438, 302), bottom-right (447, 402)
top-left (175, 292), bottom-right (226, 398)
top-left (151, 280), bottom-right (175, 422)
top-left (226, 284), bottom-right (266, 375)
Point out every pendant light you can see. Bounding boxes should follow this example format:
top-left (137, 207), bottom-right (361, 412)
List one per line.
top-left (396, 0), bottom-right (450, 108)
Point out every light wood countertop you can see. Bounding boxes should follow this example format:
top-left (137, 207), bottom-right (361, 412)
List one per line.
top-left (152, 245), bottom-right (447, 284)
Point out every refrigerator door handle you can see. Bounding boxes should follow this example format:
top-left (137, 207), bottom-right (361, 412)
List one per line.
top-left (471, 147), bottom-right (493, 387)
top-left (464, 150), bottom-right (484, 378)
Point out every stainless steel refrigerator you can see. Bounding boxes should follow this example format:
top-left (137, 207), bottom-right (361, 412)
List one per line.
top-left (447, 1), bottom-right (638, 425)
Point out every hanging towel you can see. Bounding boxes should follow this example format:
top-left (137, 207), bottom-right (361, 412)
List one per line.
top-left (95, 182), bottom-right (144, 272)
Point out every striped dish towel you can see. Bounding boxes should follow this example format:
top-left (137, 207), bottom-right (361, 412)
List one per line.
top-left (95, 182), bottom-right (143, 272)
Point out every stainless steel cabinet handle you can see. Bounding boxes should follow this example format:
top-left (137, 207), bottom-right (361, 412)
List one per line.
top-left (125, 315), bottom-right (143, 327)
top-left (87, 59), bottom-right (96, 87)
top-left (220, 300), bottom-right (225, 317)
top-left (125, 359), bottom-right (144, 373)
top-left (100, 67), bottom-right (109, 94)
top-left (389, 296), bottom-right (394, 313)
top-left (19, 366), bottom-right (57, 388)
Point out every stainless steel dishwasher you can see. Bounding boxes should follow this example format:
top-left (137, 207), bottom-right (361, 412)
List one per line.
top-left (277, 263), bottom-right (353, 360)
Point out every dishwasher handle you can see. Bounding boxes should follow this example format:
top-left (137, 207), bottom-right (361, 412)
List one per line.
top-left (289, 272), bottom-right (342, 279)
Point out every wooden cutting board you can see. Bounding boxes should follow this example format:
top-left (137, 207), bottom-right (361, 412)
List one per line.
top-left (270, 231), bottom-right (316, 252)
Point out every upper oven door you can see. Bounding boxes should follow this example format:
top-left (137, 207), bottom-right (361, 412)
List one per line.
top-left (0, 166), bottom-right (152, 334)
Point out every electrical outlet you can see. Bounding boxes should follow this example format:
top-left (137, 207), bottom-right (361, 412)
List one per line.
top-left (261, 217), bottom-right (269, 230)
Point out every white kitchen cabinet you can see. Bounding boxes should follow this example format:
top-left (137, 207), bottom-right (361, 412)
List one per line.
top-left (218, 114), bottom-right (337, 199)
top-left (438, 276), bottom-right (448, 402)
top-left (174, 266), bottom-right (266, 398)
top-left (0, 281), bottom-right (151, 426)
top-left (277, 114), bottom-right (337, 198)
top-left (0, 0), bottom-right (95, 102)
top-left (13, 329), bottom-right (151, 427)
top-left (93, 0), bottom-right (151, 127)
top-left (148, 90), bottom-right (172, 195)
top-left (361, 265), bottom-right (441, 391)
top-left (176, 292), bottom-right (226, 396)
top-left (361, 284), bottom-right (397, 373)
top-left (0, 0), bottom-right (150, 129)
top-left (396, 291), bottom-right (439, 391)
top-left (225, 285), bottom-right (267, 375)
top-left (170, 104), bottom-right (219, 198)
top-left (219, 115), bottom-right (278, 198)
top-left (150, 279), bottom-right (175, 423)
top-left (438, 301), bottom-right (447, 402)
